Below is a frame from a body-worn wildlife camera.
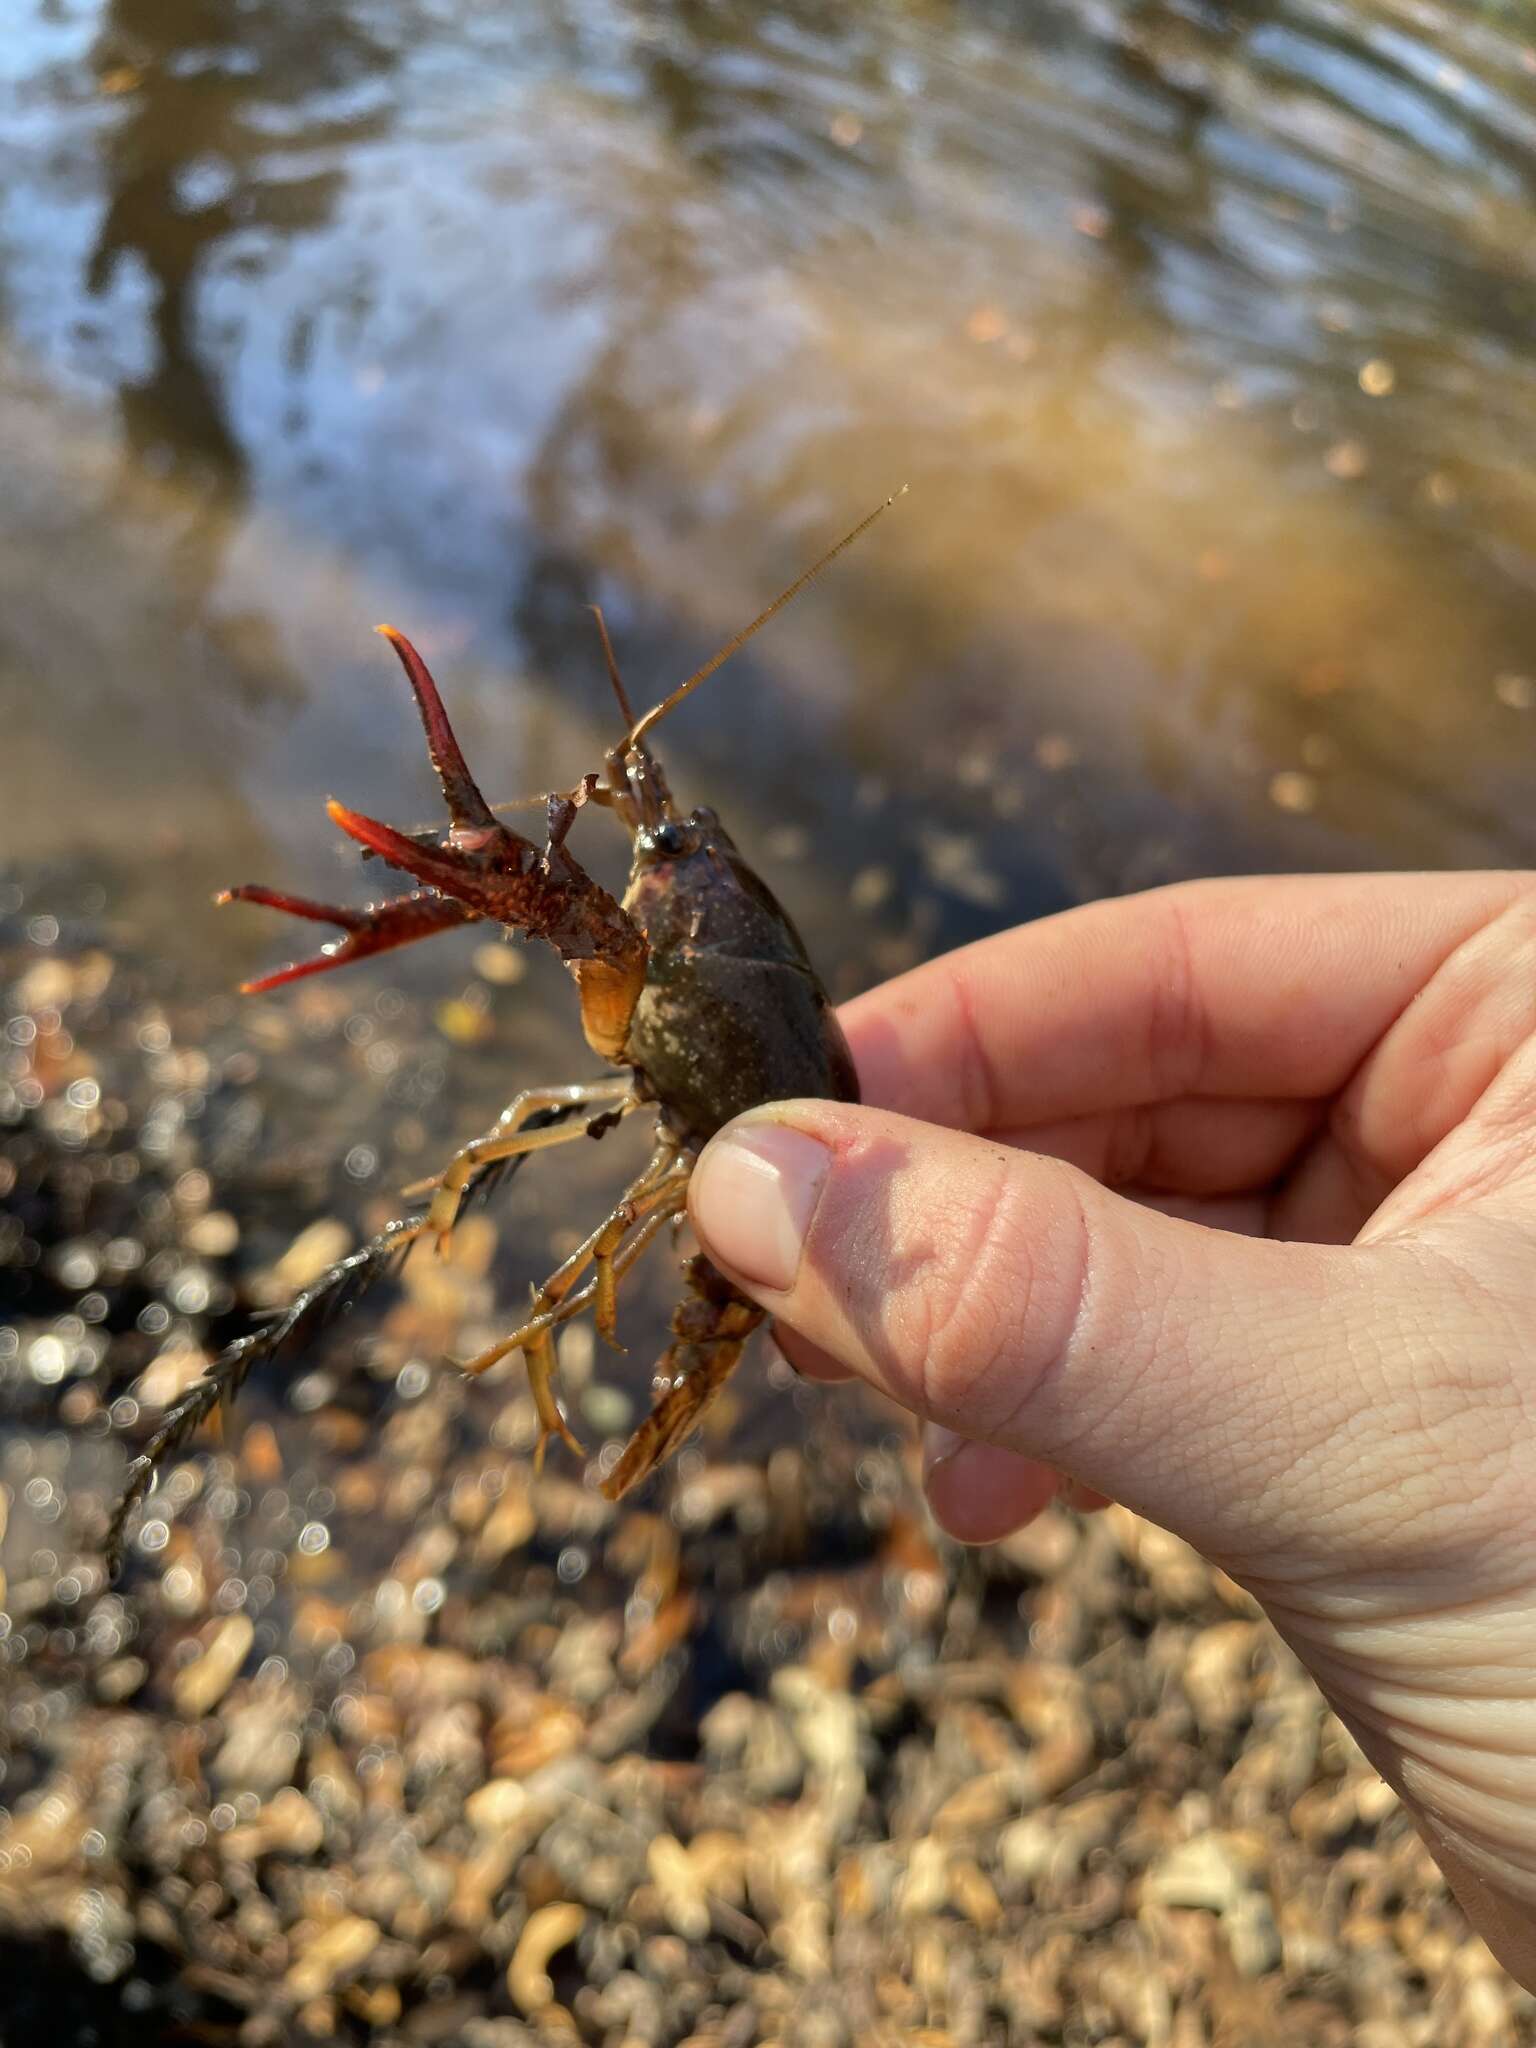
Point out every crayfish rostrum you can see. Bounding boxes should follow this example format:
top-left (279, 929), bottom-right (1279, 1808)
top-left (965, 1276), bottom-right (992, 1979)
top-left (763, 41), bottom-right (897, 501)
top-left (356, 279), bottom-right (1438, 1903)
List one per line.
top-left (107, 493), bottom-right (901, 1569)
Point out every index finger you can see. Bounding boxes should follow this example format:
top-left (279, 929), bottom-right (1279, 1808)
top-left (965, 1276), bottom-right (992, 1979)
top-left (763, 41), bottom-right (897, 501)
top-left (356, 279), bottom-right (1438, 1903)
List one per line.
top-left (841, 871), bottom-right (1532, 1131)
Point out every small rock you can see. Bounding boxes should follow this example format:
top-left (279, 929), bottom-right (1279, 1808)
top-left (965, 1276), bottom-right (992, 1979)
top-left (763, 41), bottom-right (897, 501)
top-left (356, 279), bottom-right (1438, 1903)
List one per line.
top-left (1182, 1621), bottom-right (1260, 1734)
top-left (284, 1915), bottom-right (382, 2002)
top-left (173, 1614), bottom-right (254, 1718)
top-left (212, 1686), bottom-right (303, 1795)
top-left (473, 942), bottom-right (526, 986)
top-left (184, 1209), bottom-right (239, 1257)
top-left (948, 1856), bottom-right (1002, 1932)
top-left (507, 1901), bottom-right (585, 2016)
top-left (267, 1219), bottom-right (352, 1294)
top-left (998, 1816), bottom-right (1053, 1885)
top-left (1142, 1832), bottom-right (1258, 1917)
top-left (95, 1656), bottom-right (148, 1704)
top-left (489, 1700), bottom-right (585, 1779)
top-left (898, 1838), bottom-right (949, 1919)
top-left (465, 1778), bottom-right (531, 1835)
top-left (224, 1786), bottom-right (324, 1860)
top-left (134, 1342), bottom-right (212, 1409)
top-left (1226, 1891), bottom-right (1282, 1977)
top-left (647, 1835), bottom-right (710, 1943)
top-left (475, 1479), bottom-right (535, 1564)
top-left (579, 1380), bottom-right (633, 1436)
top-left (932, 1771), bottom-right (1014, 1838)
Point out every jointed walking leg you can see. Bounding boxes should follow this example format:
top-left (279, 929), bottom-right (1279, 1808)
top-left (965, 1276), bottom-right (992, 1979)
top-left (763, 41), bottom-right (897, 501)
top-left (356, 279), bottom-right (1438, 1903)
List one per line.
top-left (106, 1101), bottom-right (593, 1571)
top-left (461, 1146), bottom-right (694, 1462)
top-left (420, 1079), bottom-right (637, 1251)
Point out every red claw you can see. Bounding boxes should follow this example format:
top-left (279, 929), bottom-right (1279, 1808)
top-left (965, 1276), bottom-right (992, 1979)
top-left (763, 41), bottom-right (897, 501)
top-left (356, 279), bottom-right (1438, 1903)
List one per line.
top-left (375, 625), bottom-right (496, 830)
top-left (323, 798), bottom-right (530, 906)
top-left (229, 623), bottom-right (648, 1061)
top-left (220, 883), bottom-right (475, 992)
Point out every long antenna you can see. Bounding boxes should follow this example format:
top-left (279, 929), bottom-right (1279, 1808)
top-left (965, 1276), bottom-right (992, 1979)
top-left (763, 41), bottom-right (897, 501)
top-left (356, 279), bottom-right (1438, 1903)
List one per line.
top-left (589, 604), bottom-right (639, 729)
top-left (624, 487), bottom-right (907, 750)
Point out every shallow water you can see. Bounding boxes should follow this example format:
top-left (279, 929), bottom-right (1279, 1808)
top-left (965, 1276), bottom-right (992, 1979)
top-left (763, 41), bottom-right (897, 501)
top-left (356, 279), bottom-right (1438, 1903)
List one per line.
top-left (5, 0), bottom-right (1536, 998)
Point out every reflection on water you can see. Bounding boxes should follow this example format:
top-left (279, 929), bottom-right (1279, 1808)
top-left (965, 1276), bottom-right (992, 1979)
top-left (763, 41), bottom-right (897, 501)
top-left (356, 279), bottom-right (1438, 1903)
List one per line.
top-left (3, 0), bottom-right (1536, 990)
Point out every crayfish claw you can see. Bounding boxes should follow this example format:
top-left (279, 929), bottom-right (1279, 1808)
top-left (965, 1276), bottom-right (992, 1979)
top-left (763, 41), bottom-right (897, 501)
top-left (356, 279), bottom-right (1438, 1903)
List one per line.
top-left (220, 884), bottom-right (475, 992)
top-left (375, 624), bottom-right (497, 830)
top-left (328, 626), bottom-right (650, 1065)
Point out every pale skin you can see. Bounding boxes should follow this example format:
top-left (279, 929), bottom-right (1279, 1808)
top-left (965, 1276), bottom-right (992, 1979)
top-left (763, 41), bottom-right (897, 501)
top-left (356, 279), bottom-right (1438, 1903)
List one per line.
top-left (685, 871), bottom-right (1536, 1991)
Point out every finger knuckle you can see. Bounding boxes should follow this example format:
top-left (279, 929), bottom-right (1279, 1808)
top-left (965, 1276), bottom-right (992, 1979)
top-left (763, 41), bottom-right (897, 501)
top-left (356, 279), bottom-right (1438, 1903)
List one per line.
top-left (1143, 893), bottom-right (1207, 1100)
top-left (901, 1159), bottom-right (1069, 1433)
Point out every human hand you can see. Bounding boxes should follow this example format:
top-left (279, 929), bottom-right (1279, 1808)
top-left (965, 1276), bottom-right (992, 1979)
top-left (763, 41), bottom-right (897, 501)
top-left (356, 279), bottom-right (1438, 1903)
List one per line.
top-left (686, 872), bottom-right (1536, 1989)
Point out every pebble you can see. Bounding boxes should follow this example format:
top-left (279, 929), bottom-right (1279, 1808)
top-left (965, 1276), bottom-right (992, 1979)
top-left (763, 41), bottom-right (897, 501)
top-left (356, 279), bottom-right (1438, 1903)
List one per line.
top-left (284, 1914), bottom-right (383, 2001)
top-left (489, 1700), bottom-right (585, 1779)
top-left (172, 1613), bottom-right (254, 1717)
top-left (266, 1218), bottom-right (353, 1293)
top-left (464, 1778), bottom-right (531, 1835)
top-left (134, 1341), bottom-right (212, 1409)
top-left (183, 1208), bottom-right (240, 1257)
top-left (472, 942), bottom-right (527, 986)
top-left (898, 1837), bottom-right (950, 1919)
top-left (1142, 1831), bottom-right (1260, 1916)
top-left (211, 1687), bottom-right (304, 1794)
top-left (507, 1901), bottom-right (585, 2016)
top-left (223, 1786), bottom-right (325, 1860)
top-left (646, 1835), bottom-right (710, 1943)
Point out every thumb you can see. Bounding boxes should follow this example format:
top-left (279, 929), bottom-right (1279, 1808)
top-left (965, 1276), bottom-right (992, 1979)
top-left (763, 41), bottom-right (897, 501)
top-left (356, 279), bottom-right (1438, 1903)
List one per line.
top-left (687, 1101), bottom-right (1408, 1569)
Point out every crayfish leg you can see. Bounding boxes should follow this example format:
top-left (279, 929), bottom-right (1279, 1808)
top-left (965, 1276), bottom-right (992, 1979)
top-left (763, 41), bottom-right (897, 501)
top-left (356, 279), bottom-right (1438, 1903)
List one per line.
top-left (421, 1079), bottom-right (637, 1253)
top-left (526, 1290), bottom-right (585, 1471)
top-left (601, 1256), bottom-right (766, 1501)
top-left (460, 1143), bottom-right (687, 1380)
top-left (591, 1211), bottom-right (629, 1350)
top-left (105, 1214), bottom-right (428, 1573)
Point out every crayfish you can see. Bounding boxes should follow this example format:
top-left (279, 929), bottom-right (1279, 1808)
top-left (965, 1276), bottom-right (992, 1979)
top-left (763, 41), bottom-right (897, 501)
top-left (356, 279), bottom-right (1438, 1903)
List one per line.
top-left (106, 494), bottom-right (901, 1570)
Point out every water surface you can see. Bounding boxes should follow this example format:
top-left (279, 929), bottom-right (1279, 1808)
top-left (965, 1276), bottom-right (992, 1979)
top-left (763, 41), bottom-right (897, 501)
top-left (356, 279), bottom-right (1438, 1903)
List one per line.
top-left (3, 0), bottom-right (1536, 1005)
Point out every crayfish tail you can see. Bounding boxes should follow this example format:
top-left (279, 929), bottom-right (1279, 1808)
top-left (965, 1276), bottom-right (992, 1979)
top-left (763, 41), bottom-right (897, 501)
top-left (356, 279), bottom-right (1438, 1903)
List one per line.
top-left (600, 1256), bottom-right (765, 1501)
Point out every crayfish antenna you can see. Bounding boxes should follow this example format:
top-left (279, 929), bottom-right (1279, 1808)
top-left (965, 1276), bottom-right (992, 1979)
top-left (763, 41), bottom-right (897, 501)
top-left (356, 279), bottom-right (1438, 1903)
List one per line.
top-left (588, 605), bottom-right (639, 728)
top-left (625, 487), bottom-right (907, 749)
